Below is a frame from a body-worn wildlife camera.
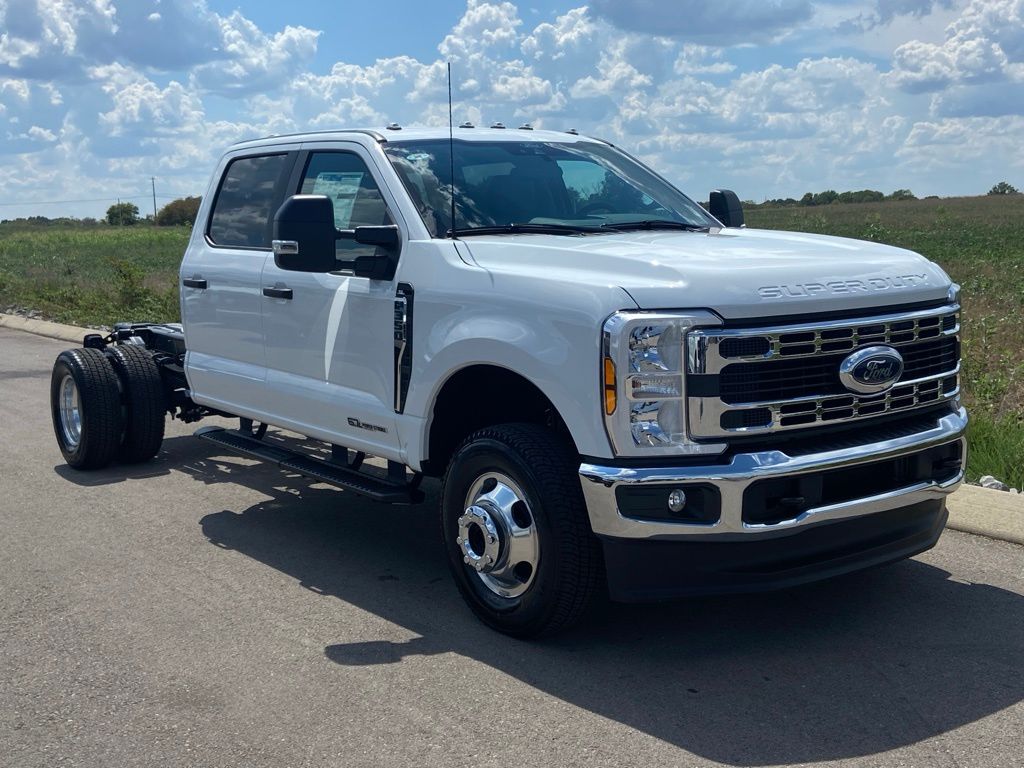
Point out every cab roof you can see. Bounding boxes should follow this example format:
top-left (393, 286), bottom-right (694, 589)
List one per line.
top-left (230, 126), bottom-right (608, 150)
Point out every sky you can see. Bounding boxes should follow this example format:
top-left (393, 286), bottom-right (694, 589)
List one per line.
top-left (1, 0), bottom-right (1022, 219)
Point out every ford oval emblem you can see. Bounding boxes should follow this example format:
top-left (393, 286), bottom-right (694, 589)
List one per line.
top-left (839, 345), bottom-right (904, 395)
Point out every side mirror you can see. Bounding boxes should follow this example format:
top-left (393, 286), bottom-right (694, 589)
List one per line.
top-left (351, 225), bottom-right (401, 280)
top-left (273, 195), bottom-right (337, 272)
top-left (273, 195), bottom-right (403, 279)
top-left (709, 189), bottom-right (744, 228)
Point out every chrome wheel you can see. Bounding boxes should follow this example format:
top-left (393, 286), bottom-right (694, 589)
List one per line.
top-left (459, 472), bottom-right (540, 599)
top-left (58, 374), bottom-right (83, 449)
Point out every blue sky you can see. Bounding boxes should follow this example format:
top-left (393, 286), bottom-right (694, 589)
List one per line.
top-left (0, 0), bottom-right (1022, 219)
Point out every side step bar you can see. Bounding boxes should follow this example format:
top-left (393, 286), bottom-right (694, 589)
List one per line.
top-left (195, 426), bottom-right (424, 504)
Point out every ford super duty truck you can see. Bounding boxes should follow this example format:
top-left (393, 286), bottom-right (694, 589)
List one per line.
top-left (49, 126), bottom-right (967, 637)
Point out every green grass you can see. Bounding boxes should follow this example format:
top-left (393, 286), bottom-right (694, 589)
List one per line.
top-left (747, 195), bottom-right (1024, 488)
top-left (2, 199), bottom-right (1022, 486)
top-left (0, 224), bottom-right (188, 326)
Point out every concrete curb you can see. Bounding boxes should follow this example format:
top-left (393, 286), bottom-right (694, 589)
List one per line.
top-left (0, 313), bottom-right (92, 345)
top-left (946, 483), bottom-right (1024, 546)
top-left (2, 314), bottom-right (1022, 547)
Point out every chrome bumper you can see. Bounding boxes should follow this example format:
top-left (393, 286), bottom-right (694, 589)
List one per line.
top-left (579, 408), bottom-right (967, 540)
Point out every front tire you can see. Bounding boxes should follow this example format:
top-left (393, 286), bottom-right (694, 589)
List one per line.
top-left (441, 423), bottom-right (602, 638)
top-left (50, 348), bottom-right (123, 470)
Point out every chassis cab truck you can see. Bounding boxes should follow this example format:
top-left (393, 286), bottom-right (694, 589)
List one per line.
top-left (50, 127), bottom-right (967, 637)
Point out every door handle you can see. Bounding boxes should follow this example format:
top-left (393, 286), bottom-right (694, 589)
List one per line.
top-left (182, 277), bottom-right (207, 289)
top-left (263, 286), bottom-right (293, 300)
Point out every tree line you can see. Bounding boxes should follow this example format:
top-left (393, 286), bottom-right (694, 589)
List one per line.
top-left (751, 188), bottom-right (918, 208)
top-left (1, 197), bottom-right (203, 227)
top-left (104, 197), bottom-right (202, 226)
top-left (751, 181), bottom-right (1018, 209)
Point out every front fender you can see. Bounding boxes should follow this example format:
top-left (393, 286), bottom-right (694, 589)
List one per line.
top-left (404, 306), bottom-right (615, 464)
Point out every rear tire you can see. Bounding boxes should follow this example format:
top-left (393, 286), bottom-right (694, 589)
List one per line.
top-left (441, 423), bottom-right (603, 638)
top-left (50, 348), bottom-right (123, 470)
top-left (105, 344), bottom-right (166, 463)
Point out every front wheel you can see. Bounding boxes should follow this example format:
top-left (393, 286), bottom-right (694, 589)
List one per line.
top-left (441, 423), bottom-right (602, 638)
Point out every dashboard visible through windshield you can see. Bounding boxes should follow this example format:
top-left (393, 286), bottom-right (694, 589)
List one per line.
top-left (384, 139), bottom-right (715, 237)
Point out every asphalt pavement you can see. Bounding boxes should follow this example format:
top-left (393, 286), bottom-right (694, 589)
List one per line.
top-left (2, 326), bottom-right (1022, 768)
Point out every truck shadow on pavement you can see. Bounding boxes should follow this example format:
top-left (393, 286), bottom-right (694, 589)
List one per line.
top-left (52, 428), bottom-right (249, 487)
top-left (188, 452), bottom-right (1024, 767)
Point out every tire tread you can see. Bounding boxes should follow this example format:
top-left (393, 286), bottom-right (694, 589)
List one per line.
top-left (105, 344), bottom-right (165, 463)
top-left (51, 348), bottom-right (123, 469)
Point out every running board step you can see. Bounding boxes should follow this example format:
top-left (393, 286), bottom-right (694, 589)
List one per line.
top-left (195, 426), bottom-right (424, 504)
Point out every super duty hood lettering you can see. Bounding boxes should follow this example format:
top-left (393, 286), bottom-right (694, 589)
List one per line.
top-left (757, 274), bottom-right (929, 299)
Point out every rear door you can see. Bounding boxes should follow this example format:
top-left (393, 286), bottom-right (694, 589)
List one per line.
top-left (181, 149), bottom-right (296, 417)
top-left (259, 143), bottom-right (404, 456)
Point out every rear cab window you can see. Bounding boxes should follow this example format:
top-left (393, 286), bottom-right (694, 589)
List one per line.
top-left (207, 153), bottom-right (291, 249)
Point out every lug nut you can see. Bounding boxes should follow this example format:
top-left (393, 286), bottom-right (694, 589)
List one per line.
top-left (488, 535), bottom-right (496, 544)
top-left (456, 537), bottom-right (463, 545)
top-left (463, 556), bottom-right (471, 564)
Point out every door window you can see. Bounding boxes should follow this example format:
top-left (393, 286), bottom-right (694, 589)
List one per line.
top-left (300, 152), bottom-right (393, 261)
top-left (208, 153), bottom-right (290, 248)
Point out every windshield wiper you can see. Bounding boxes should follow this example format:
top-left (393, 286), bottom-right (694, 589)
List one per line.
top-left (602, 220), bottom-right (709, 232)
top-left (448, 222), bottom-right (604, 237)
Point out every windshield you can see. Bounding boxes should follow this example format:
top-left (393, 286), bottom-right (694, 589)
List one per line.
top-left (383, 139), bottom-right (716, 237)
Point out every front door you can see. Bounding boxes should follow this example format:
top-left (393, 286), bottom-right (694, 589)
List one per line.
top-left (259, 145), bottom-right (404, 457)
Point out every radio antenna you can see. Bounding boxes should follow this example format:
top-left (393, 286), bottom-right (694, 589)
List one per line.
top-left (447, 61), bottom-right (457, 239)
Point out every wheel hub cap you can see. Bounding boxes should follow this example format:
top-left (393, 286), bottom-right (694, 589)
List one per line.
top-left (457, 506), bottom-right (502, 573)
top-left (459, 472), bottom-right (540, 599)
top-left (58, 374), bottom-right (82, 450)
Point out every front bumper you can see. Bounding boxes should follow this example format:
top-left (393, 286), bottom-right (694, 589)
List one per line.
top-left (579, 407), bottom-right (967, 601)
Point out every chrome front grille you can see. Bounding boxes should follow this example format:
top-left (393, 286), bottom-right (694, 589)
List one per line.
top-left (686, 304), bottom-right (961, 438)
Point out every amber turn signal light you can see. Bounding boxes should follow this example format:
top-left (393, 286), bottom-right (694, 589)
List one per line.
top-left (603, 356), bottom-right (617, 414)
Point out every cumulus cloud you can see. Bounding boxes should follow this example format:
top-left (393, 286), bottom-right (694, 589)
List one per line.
top-left (92, 64), bottom-right (203, 138)
top-left (889, 0), bottom-right (1024, 92)
top-left (26, 124), bottom-right (57, 141)
top-left (0, 0), bottom-right (118, 79)
top-left (440, 0), bottom-right (522, 58)
top-left (0, 0), bottom-right (317, 81)
top-left (191, 12), bottom-right (319, 96)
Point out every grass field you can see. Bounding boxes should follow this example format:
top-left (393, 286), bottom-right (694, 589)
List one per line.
top-left (1, 196), bottom-right (1021, 486)
top-left (0, 224), bottom-right (188, 327)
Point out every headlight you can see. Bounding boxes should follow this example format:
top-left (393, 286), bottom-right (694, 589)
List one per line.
top-left (602, 311), bottom-right (725, 457)
top-left (947, 282), bottom-right (961, 305)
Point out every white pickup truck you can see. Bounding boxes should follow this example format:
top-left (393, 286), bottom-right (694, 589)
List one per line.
top-left (49, 126), bottom-right (967, 637)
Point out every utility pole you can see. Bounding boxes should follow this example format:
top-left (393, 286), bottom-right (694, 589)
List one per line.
top-left (151, 177), bottom-right (157, 225)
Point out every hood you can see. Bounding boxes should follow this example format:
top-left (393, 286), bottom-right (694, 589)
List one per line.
top-left (459, 227), bottom-right (952, 320)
